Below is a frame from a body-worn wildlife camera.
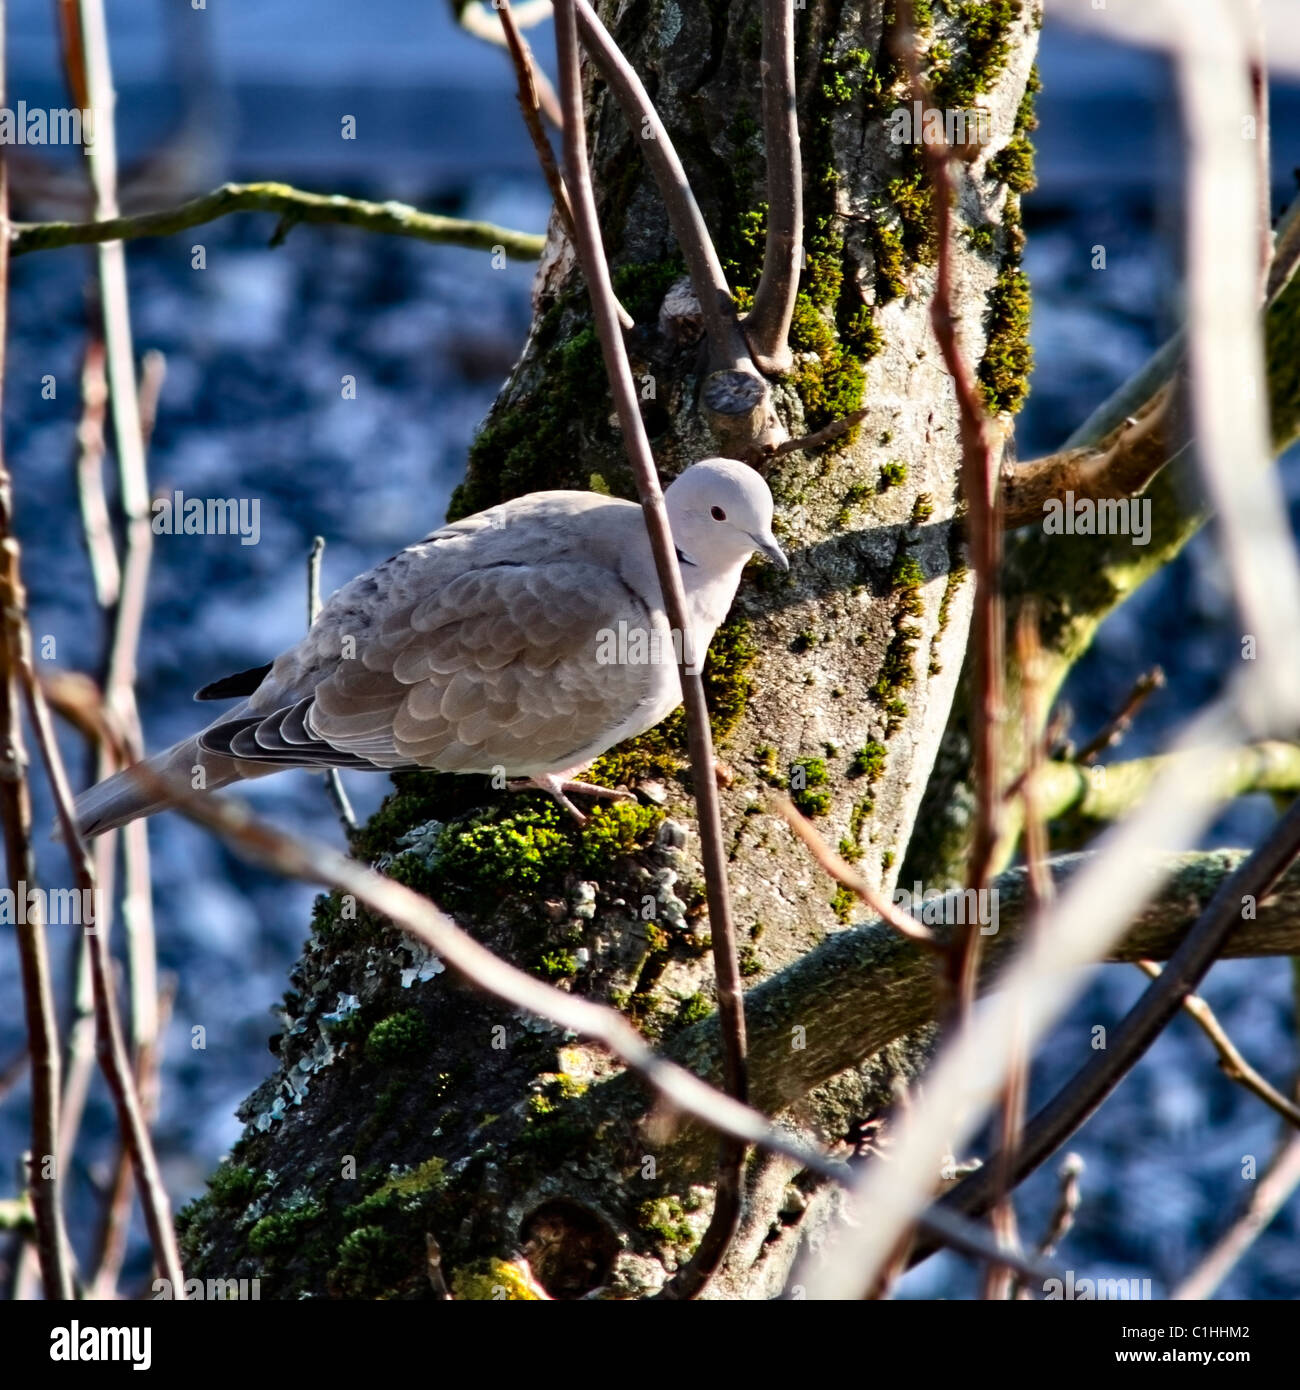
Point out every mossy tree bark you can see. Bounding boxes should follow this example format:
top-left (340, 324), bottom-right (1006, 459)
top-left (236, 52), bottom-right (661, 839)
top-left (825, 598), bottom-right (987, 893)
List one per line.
top-left (181, 0), bottom-right (1042, 1299)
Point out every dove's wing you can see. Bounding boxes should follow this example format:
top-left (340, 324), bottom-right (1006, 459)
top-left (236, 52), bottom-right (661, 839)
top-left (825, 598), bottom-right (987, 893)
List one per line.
top-left (198, 559), bottom-right (674, 777)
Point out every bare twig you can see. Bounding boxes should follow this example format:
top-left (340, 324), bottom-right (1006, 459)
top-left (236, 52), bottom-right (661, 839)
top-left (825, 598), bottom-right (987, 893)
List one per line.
top-left (72, 337), bottom-right (118, 607)
top-left (571, 0), bottom-right (749, 375)
top-left (69, 0), bottom-right (162, 1075)
top-left (553, 0), bottom-right (747, 1297)
top-left (917, 790), bottom-right (1300, 1265)
top-left (307, 537), bottom-right (356, 832)
top-left (744, 0), bottom-right (803, 373)
top-left (0, 4), bottom-right (74, 1295)
top-left (90, 976), bottom-right (174, 1298)
top-left (23, 664), bottom-right (185, 1291)
top-left (1076, 665), bottom-right (1166, 765)
top-left (498, 0), bottom-right (572, 231)
top-left (770, 793), bottom-right (944, 952)
top-left (757, 408), bottom-right (869, 464)
top-left (11, 182), bottom-right (546, 261)
top-left (1171, 1130), bottom-right (1300, 1300)
top-left (984, 613), bottom-right (1052, 1299)
top-left (496, 0), bottom-right (632, 333)
top-left (1135, 958), bottom-right (1300, 1129)
top-left (897, 8), bottom-right (1004, 1016)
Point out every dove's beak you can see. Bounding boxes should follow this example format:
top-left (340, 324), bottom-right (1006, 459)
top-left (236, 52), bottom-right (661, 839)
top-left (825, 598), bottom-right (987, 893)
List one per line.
top-left (750, 531), bottom-right (789, 571)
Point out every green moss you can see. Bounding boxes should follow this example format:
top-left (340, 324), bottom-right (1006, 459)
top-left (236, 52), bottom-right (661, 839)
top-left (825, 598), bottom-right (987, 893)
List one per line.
top-left (611, 257), bottom-right (686, 323)
top-left (964, 223), bottom-right (997, 255)
top-left (871, 220), bottom-right (908, 301)
top-left (448, 303), bottom-right (610, 519)
top-left (790, 293), bottom-right (868, 433)
top-left (366, 1008), bottom-right (430, 1064)
top-left (539, 950), bottom-right (579, 980)
top-left (452, 1257), bottom-right (543, 1301)
top-left (248, 1200), bottom-right (324, 1256)
top-left (639, 1196), bottom-right (697, 1249)
top-left (879, 460), bottom-right (908, 489)
top-left (676, 992), bottom-right (713, 1027)
top-left (329, 1225), bottom-right (410, 1299)
top-left (589, 618), bottom-right (757, 786)
top-left (434, 804), bottom-right (573, 896)
top-left (738, 945), bottom-right (763, 978)
top-left (979, 264), bottom-right (1033, 415)
top-left (886, 157), bottom-right (937, 268)
top-left (979, 68), bottom-right (1037, 415)
top-left (848, 741), bottom-right (888, 781)
top-left (933, 0), bottom-right (1023, 109)
top-left (831, 885), bottom-right (857, 923)
top-left (790, 757), bottom-right (831, 816)
top-left (204, 1162), bottom-right (266, 1211)
top-left (911, 492), bottom-right (935, 524)
top-left (989, 63), bottom-right (1041, 194)
top-left (577, 801), bottom-right (665, 870)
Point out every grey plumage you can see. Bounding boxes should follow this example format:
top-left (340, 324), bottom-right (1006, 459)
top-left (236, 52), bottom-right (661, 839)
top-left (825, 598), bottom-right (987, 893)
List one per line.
top-left (73, 458), bottom-right (786, 837)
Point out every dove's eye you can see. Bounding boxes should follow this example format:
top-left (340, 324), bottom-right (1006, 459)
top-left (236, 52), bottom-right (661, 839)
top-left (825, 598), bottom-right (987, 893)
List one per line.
top-left (710, 506), bottom-right (727, 521)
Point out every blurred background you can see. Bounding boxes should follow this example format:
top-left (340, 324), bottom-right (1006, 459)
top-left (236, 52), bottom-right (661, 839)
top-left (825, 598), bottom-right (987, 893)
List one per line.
top-left (1, 0), bottom-right (1298, 1297)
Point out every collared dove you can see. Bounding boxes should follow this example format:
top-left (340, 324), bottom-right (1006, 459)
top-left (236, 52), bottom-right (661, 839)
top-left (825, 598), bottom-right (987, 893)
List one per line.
top-left (74, 457), bottom-right (787, 837)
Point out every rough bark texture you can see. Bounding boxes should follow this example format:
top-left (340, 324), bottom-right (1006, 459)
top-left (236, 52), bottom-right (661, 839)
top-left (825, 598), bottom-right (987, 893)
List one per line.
top-left (180, 0), bottom-right (1041, 1299)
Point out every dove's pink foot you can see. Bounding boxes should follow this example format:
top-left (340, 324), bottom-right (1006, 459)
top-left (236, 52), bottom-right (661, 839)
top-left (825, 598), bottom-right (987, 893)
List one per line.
top-left (508, 771), bottom-right (635, 826)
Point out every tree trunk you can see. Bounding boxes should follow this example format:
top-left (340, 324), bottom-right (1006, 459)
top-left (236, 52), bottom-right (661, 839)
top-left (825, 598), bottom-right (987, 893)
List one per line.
top-left (180, 0), bottom-right (1041, 1299)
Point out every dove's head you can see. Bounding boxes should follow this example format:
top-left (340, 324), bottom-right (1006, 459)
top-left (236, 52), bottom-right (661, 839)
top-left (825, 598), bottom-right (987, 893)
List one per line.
top-left (665, 458), bottom-right (788, 572)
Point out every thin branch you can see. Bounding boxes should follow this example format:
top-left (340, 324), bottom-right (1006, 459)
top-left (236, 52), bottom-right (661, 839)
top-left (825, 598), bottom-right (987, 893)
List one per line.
top-left (307, 537), bottom-right (356, 832)
top-left (1032, 739), bottom-right (1300, 836)
top-left (571, 0), bottom-right (749, 373)
top-left (999, 383), bottom-right (1183, 531)
top-left (72, 337), bottom-right (117, 607)
top-left (744, 0), bottom-right (803, 373)
top-left (1135, 958), bottom-right (1300, 1129)
top-left (24, 666), bottom-right (185, 1291)
top-left (11, 182), bottom-right (546, 261)
top-left (90, 976), bottom-right (174, 1299)
top-left (553, 0), bottom-right (746, 1299)
top-left (0, 4), bottom-right (74, 1294)
top-left (1075, 665), bottom-right (1166, 765)
top-left (498, 0), bottom-right (573, 231)
top-left (919, 790), bottom-right (1300, 1264)
top-left (754, 407), bottom-right (869, 464)
top-left (496, 0), bottom-right (633, 333)
top-left (770, 793), bottom-right (945, 953)
top-left (73, 0), bottom-right (160, 1070)
top-left (1171, 1129), bottom-right (1300, 1300)
top-left (985, 613), bottom-right (1052, 1299)
top-left (898, 9), bottom-right (1004, 1016)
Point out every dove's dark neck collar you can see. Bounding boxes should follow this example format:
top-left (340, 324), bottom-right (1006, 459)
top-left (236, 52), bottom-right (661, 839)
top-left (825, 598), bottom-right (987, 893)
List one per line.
top-left (675, 546), bottom-right (698, 568)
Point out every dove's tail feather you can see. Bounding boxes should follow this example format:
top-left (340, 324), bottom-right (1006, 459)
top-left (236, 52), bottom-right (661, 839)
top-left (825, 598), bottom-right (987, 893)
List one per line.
top-left (74, 736), bottom-right (251, 838)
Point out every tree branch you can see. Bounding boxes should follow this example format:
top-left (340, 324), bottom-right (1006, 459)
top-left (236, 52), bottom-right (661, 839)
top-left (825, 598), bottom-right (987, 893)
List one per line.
top-left (11, 182), bottom-right (546, 261)
top-left (921, 794), bottom-right (1300, 1261)
top-left (743, 0), bottom-right (803, 373)
top-left (570, 0), bottom-right (734, 354)
top-left (554, 0), bottom-right (747, 1299)
top-left (1033, 740), bottom-right (1300, 834)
